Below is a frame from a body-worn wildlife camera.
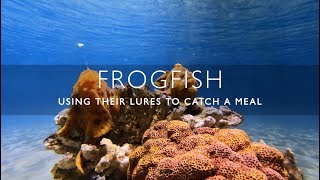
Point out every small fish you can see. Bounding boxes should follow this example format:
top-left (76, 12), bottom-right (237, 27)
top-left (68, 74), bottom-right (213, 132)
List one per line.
top-left (57, 68), bottom-right (119, 173)
top-left (77, 43), bottom-right (84, 48)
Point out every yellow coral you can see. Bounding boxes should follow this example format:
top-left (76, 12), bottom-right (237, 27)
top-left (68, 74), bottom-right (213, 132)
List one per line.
top-left (216, 160), bottom-right (267, 180)
top-left (214, 129), bottom-right (251, 151)
top-left (196, 127), bottom-right (219, 136)
top-left (167, 120), bottom-right (193, 143)
top-left (129, 146), bottom-right (145, 165)
top-left (253, 143), bottom-right (288, 178)
top-left (205, 175), bottom-right (226, 180)
top-left (178, 135), bottom-right (208, 151)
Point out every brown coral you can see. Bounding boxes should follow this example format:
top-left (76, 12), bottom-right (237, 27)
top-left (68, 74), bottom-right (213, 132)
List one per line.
top-left (154, 63), bottom-right (198, 101)
top-left (128, 120), bottom-right (289, 180)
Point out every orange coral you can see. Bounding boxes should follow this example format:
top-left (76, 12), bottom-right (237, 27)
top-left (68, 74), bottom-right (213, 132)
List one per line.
top-left (142, 121), bottom-right (169, 143)
top-left (167, 120), bottom-right (193, 143)
top-left (128, 120), bottom-right (289, 180)
top-left (205, 175), bottom-right (226, 180)
top-left (154, 63), bottom-right (198, 100)
top-left (216, 160), bottom-right (267, 179)
top-left (253, 143), bottom-right (288, 177)
top-left (195, 127), bottom-right (219, 136)
top-left (262, 167), bottom-right (286, 180)
top-left (214, 129), bottom-right (251, 151)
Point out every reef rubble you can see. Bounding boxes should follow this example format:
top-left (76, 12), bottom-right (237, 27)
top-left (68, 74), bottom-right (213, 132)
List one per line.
top-left (181, 106), bottom-right (243, 128)
top-left (44, 64), bottom-right (303, 180)
top-left (50, 138), bottom-right (132, 180)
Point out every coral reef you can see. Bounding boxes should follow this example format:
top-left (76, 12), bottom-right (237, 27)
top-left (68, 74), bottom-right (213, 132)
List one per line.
top-left (47, 85), bottom-right (242, 153)
top-left (45, 78), bottom-right (173, 178)
top-left (51, 138), bottom-right (133, 180)
top-left (44, 67), bottom-right (245, 179)
top-left (105, 84), bottom-right (162, 145)
top-left (154, 63), bottom-right (198, 101)
top-left (46, 84), bottom-right (163, 149)
top-left (44, 65), bottom-right (303, 180)
top-left (128, 120), bottom-right (290, 180)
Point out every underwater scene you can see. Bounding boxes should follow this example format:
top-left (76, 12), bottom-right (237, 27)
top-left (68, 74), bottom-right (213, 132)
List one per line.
top-left (1, 1), bottom-right (319, 180)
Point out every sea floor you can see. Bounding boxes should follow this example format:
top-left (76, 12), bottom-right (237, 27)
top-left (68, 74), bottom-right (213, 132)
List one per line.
top-left (1, 115), bottom-right (319, 180)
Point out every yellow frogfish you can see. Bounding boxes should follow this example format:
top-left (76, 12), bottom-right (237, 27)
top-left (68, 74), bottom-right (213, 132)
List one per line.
top-left (57, 68), bottom-right (120, 173)
top-left (154, 63), bottom-right (198, 101)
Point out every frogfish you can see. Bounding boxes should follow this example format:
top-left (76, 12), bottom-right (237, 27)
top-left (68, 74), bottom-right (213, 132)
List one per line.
top-left (57, 68), bottom-right (120, 173)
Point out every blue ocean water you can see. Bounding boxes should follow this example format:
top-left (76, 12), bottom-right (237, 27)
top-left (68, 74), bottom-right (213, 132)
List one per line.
top-left (1, 0), bottom-right (319, 65)
top-left (1, 0), bottom-right (319, 180)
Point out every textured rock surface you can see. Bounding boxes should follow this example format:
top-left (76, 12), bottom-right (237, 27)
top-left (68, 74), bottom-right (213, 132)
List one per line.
top-left (51, 138), bottom-right (133, 180)
top-left (128, 120), bottom-right (289, 180)
top-left (57, 152), bottom-right (76, 169)
top-left (181, 106), bottom-right (243, 128)
top-left (54, 108), bottom-right (68, 128)
top-left (105, 84), bottom-right (161, 145)
top-left (44, 134), bottom-right (81, 154)
top-left (283, 148), bottom-right (304, 180)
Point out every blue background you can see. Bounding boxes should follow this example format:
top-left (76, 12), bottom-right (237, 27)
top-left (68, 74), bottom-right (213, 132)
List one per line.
top-left (1, 0), bottom-right (319, 65)
top-left (1, 0), bottom-right (319, 115)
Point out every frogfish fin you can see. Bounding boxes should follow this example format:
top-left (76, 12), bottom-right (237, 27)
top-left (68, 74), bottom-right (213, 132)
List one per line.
top-left (87, 105), bottom-right (112, 139)
top-left (57, 117), bottom-right (72, 137)
top-left (76, 151), bottom-right (84, 174)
